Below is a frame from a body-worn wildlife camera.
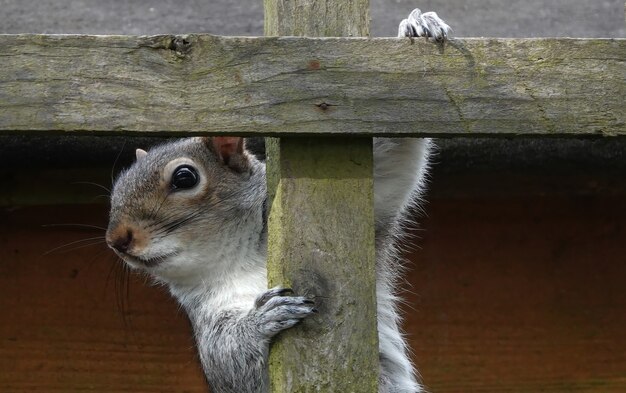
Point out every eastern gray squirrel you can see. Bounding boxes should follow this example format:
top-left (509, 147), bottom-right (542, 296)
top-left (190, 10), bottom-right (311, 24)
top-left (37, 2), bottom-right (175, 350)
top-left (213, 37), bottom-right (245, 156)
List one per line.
top-left (106, 8), bottom-right (450, 393)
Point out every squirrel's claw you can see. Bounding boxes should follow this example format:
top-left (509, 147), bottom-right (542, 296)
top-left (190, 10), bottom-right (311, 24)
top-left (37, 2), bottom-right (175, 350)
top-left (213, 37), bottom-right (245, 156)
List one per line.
top-left (255, 286), bottom-right (294, 308)
top-left (254, 287), bottom-right (317, 337)
top-left (398, 8), bottom-right (451, 42)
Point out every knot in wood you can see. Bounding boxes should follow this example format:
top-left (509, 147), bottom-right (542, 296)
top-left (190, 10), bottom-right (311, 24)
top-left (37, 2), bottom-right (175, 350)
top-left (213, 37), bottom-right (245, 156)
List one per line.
top-left (168, 36), bottom-right (192, 55)
top-left (308, 60), bottom-right (321, 70)
top-left (316, 102), bottom-right (332, 111)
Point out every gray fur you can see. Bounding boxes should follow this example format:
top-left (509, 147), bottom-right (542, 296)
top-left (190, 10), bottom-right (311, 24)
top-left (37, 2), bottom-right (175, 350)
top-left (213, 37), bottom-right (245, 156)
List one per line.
top-left (106, 8), bottom-right (450, 393)
top-left (189, 289), bottom-right (315, 393)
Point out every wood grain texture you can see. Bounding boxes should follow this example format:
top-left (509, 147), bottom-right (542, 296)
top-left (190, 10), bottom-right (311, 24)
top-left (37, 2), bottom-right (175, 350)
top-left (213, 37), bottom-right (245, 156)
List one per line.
top-left (264, 0), bottom-right (369, 37)
top-left (404, 195), bottom-right (626, 392)
top-left (266, 138), bottom-right (378, 392)
top-left (0, 35), bottom-right (623, 137)
top-left (264, 3), bottom-right (378, 392)
top-left (0, 205), bottom-right (208, 393)
top-left (2, 195), bottom-right (625, 392)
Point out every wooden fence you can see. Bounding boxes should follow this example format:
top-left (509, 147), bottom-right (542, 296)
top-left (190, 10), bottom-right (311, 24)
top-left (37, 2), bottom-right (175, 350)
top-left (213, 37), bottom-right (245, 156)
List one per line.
top-left (1, 36), bottom-right (623, 137)
top-left (0, 0), bottom-right (624, 391)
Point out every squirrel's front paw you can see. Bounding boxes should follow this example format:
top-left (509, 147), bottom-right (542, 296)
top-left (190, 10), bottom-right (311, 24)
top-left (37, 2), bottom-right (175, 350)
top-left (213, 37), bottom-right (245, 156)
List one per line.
top-left (398, 8), bottom-right (451, 42)
top-left (254, 287), bottom-right (316, 338)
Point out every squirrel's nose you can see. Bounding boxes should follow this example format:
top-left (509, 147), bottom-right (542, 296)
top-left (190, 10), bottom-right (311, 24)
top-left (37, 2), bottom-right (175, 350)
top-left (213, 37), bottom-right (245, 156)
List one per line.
top-left (107, 228), bottom-right (134, 254)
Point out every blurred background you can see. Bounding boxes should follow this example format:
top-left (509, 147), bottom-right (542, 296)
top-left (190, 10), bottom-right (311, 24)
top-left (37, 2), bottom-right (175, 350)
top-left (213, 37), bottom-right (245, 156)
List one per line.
top-left (1, 1), bottom-right (625, 392)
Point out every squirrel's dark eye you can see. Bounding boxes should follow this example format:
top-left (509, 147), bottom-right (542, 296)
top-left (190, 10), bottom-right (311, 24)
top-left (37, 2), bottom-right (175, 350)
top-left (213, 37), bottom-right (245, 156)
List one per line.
top-left (171, 165), bottom-right (199, 190)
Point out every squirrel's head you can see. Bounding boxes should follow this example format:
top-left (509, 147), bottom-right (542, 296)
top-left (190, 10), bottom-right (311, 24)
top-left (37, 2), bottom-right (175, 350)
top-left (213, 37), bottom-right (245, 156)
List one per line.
top-left (106, 136), bottom-right (265, 285)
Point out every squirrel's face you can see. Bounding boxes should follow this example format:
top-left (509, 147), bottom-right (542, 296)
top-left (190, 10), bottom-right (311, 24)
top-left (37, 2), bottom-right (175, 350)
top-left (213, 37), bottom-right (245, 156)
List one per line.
top-left (106, 137), bottom-right (261, 282)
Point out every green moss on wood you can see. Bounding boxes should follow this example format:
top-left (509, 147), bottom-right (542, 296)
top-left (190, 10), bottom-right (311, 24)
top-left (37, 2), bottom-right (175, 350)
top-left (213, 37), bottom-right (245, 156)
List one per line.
top-left (0, 36), bottom-right (624, 137)
top-left (264, 3), bottom-right (379, 390)
top-left (266, 137), bottom-right (378, 392)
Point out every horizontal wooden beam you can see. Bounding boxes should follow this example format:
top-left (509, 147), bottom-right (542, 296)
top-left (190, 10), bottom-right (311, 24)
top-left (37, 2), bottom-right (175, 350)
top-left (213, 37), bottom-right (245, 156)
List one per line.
top-left (0, 35), bottom-right (624, 136)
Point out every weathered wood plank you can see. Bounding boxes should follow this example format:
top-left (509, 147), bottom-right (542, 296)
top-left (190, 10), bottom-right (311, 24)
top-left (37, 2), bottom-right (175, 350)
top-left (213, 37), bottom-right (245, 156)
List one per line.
top-left (267, 138), bottom-right (378, 392)
top-left (0, 35), bottom-right (623, 136)
top-left (264, 1), bottom-right (378, 391)
top-left (264, 0), bottom-right (369, 37)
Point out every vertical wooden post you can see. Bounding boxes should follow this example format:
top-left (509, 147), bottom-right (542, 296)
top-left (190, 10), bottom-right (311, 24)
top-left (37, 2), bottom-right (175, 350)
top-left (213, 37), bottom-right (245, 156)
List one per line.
top-left (264, 1), bottom-right (379, 392)
top-left (264, 0), bottom-right (369, 37)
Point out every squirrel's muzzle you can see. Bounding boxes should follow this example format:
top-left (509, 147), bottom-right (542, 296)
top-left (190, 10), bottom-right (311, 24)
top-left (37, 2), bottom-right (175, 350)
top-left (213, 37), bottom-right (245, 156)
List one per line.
top-left (106, 227), bottom-right (134, 254)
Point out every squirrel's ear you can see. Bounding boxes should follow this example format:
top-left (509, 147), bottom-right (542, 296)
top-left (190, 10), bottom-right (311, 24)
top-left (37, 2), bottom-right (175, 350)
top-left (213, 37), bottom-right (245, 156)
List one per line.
top-left (211, 137), bottom-right (243, 159)
top-left (209, 137), bottom-right (249, 171)
top-left (135, 148), bottom-right (148, 161)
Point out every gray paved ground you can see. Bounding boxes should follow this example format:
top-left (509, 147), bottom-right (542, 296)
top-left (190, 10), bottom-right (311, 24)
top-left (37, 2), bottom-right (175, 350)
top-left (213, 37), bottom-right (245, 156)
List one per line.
top-left (1, 1), bottom-right (624, 178)
top-left (1, 0), bottom-right (624, 37)
top-left (0, 0), bottom-right (625, 37)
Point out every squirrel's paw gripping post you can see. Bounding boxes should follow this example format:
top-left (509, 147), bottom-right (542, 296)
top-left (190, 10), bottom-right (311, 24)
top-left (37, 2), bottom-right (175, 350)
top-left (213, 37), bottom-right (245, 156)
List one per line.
top-left (254, 287), bottom-right (316, 338)
top-left (398, 8), bottom-right (451, 42)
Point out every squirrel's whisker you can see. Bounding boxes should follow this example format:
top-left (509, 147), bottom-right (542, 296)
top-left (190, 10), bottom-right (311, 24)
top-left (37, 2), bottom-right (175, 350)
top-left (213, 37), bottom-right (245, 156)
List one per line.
top-left (43, 236), bottom-right (106, 255)
top-left (43, 223), bottom-right (107, 231)
top-left (72, 181), bottom-right (111, 195)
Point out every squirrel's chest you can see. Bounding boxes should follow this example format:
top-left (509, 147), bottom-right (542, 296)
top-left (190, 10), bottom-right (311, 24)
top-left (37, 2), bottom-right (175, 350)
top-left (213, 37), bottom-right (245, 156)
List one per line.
top-left (175, 264), bottom-right (268, 315)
